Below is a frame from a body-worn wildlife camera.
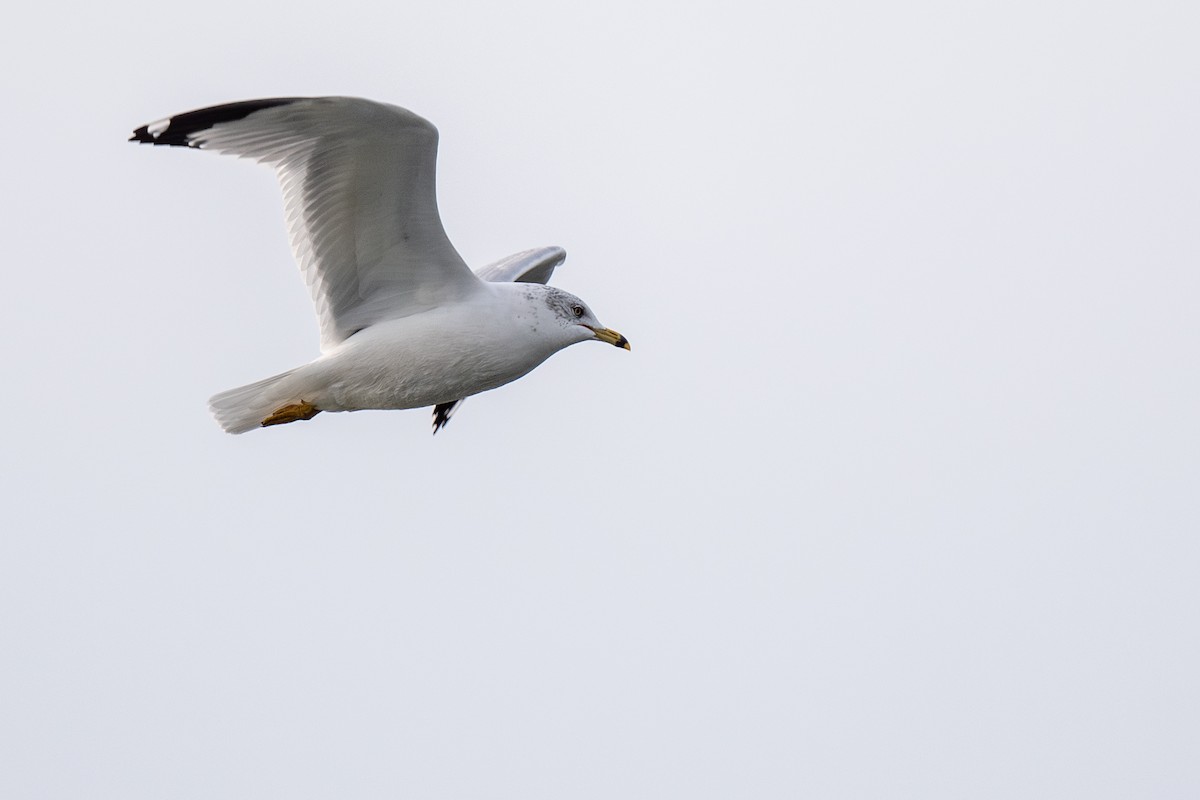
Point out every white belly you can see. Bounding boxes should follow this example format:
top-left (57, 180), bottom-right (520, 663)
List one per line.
top-left (303, 303), bottom-right (563, 412)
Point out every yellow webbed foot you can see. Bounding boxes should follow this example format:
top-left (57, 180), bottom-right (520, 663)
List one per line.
top-left (261, 400), bottom-right (321, 427)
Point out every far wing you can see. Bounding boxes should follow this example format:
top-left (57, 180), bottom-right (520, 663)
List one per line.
top-left (473, 246), bottom-right (566, 285)
top-left (131, 97), bottom-right (481, 351)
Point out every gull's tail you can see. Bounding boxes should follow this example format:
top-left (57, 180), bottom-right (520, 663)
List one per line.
top-left (209, 367), bottom-right (317, 434)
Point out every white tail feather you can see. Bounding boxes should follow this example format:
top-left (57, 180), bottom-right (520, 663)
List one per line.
top-left (209, 368), bottom-right (305, 434)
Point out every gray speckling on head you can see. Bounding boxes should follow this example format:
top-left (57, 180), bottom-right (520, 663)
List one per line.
top-left (540, 286), bottom-right (586, 320)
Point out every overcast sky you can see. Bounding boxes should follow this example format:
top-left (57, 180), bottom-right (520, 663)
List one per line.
top-left (2, 0), bottom-right (1198, 797)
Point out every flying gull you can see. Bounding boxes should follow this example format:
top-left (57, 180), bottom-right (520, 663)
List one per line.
top-left (130, 97), bottom-right (629, 434)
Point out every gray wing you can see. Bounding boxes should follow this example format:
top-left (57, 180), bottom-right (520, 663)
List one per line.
top-left (433, 247), bottom-right (567, 433)
top-left (473, 246), bottom-right (566, 284)
top-left (131, 97), bottom-right (481, 351)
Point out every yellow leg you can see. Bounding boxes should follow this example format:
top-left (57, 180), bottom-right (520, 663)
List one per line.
top-left (261, 400), bottom-right (321, 427)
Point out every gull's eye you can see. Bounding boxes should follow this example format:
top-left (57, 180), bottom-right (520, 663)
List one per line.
top-left (572, 305), bottom-right (584, 318)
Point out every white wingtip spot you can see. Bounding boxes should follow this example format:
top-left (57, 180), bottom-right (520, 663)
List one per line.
top-left (147, 117), bottom-right (170, 138)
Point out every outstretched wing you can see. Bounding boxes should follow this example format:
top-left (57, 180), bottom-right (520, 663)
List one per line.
top-left (131, 97), bottom-right (481, 351)
top-left (432, 247), bottom-right (567, 434)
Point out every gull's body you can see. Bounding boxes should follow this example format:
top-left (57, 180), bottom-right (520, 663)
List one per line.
top-left (215, 282), bottom-right (599, 431)
top-left (130, 97), bottom-right (628, 433)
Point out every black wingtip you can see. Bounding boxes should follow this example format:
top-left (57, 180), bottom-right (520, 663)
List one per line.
top-left (128, 97), bottom-right (303, 147)
top-left (432, 400), bottom-right (463, 435)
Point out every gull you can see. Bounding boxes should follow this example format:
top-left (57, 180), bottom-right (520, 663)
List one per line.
top-left (130, 97), bottom-right (629, 434)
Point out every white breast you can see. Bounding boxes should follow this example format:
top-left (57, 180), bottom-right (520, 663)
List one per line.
top-left (304, 285), bottom-right (571, 412)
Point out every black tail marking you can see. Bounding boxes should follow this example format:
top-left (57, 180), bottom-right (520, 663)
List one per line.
top-left (129, 97), bottom-right (302, 147)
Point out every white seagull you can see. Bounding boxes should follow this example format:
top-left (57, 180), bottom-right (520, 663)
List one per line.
top-left (130, 97), bottom-right (629, 434)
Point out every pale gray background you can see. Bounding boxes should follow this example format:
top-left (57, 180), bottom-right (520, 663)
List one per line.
top-left (2, 0), bottom-right (1197, 797)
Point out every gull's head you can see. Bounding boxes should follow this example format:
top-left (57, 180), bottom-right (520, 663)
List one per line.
top-left (536, 286), bottom-right (631, 351)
